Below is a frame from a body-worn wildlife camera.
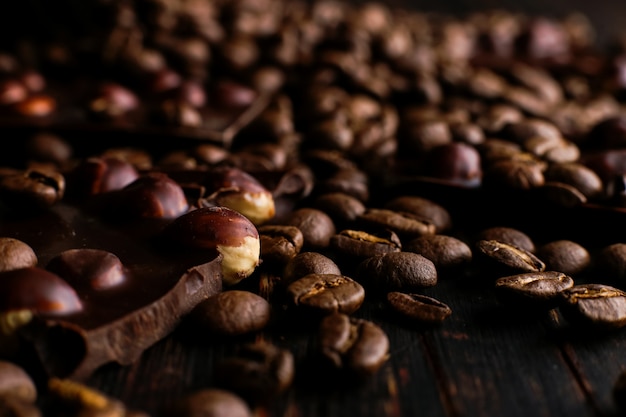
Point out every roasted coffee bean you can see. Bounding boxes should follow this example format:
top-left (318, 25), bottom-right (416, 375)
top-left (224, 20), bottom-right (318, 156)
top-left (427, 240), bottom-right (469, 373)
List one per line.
top-left (316, 168), bottom-right (370, 202)
top-left (25, 133), bottom-right (72, 165)
top-left (286, 274), bottom-right (365, 315)
top-left (495, 271), bottom-right (574, 306)
top-left (485, 158), bottom-right (545, 190)
top-left (214, 342), bottom-right (294, 403)
top-left (312, 192), bottom-right (366, 227)
top-left (259, 225), bottom-right (304, 265)
top-left (318, 312), bottom-right (389, 376)
top-left (282, 252), bottom-right (341, 287)
top-left (166, 389), bottom-right (252, 417)
top-left (538, 181), bottom-right (587, 207)
top-left (282, 208), bottom-right (336, 250)
top-left (356, 252), bottom-right (438, 291)
top-left (0, 238), bottom-right (37, 273)
top-left (190, 290), bottom-right (271, 336)
top-left (560, 284), bottom-right (626, 329)
top-left (476, 227), bottom-right (536, 253)
top-left (384, 196), bottom-right (452, 233)
top-left (535, 240), bottom-right (590, 276)
top-left (450, 122), bottom-right (485, 145)
top-left (357, 208), bottom-right (436, 240)
top-left (89, 83), bottom-right (139, 118)
top-left (476, 240), bottom-right (545, 273)
top-left (596, 243), bottom-right (626, 283)
top-left (386, 292), bottom-right (451, 324)
top-left (0, 169), bottom-right (65, 209)
top-left (402, 119), bottom-right (452, 154)
top-left (329, 229), bottom-right (402, 261)
top-left (0, 361), bottom-right (37, 402)
top-left (404, 235), bottom-right (472, 271)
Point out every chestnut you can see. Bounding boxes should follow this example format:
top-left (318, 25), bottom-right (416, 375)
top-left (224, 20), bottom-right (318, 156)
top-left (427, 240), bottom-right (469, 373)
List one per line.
top-left (47, 249), bottom-right (126, 291)
top-left (67, 157), bottom-right (140, 197)
top-left (206, 167), bottom-right (275, 225)
top-left (116, 173), bottom-right (189, 219)
top-left (165, 206), bottom-right (260, 285)
top-left (0, 267), bottom-right (82, 315)
top-left (89, 83), bottom-right (139, 118)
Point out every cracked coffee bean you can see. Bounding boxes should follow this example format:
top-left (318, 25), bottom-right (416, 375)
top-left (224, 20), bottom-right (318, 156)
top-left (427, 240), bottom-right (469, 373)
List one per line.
top-left (214, 342), bottom-right (294, 404)
top-left (318, 312), bottom-right (389, 376)
top-left (560, 284), bottom-right (626, 329)
top-left (495, 271), bottom-right (575, 307)
top-left (386, 292), bottom-right (452, 324)
top-left (476, 240), bottom-right (546, 273)
top-left (286, 273), bottom-right (365, 315)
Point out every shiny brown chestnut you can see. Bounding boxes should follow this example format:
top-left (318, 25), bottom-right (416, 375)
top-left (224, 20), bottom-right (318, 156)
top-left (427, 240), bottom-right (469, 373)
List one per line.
top-left (205, 167), bottom-right (275, 225)
top-left (165, 206), bottom-right (260, 285)
top-left (67, 157), bottom-right (139, 197)
top-left (0, 267), bottom-right (82, 315)
top-left (115, 173), bottom-right (189, 219)
top-left (47, 249), bottom-right (127, 291)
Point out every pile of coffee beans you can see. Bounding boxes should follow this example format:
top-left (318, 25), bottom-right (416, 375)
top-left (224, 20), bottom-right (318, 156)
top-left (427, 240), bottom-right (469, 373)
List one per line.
top-left (3, 0), bottom-right (626, 415)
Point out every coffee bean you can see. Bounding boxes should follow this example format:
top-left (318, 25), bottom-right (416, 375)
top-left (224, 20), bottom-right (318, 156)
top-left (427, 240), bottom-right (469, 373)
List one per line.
top-left (189, 290), bottom-right (271, 336)
top-left (318, 312), bottom-right (389, 375)
top-left (485, 157), bottom-right (545, 190)
top-left (357, 208), bottom-right (436, 240)
top-left (596, 243), bottom-right (626, 283)
top-left (495, 271), bottom-right (574, 306)
top-left (214, 342), bottom-right (294, 403)
top-left (476, 227), bottom-right (536, 253)
top-left (282, 252), bottom-right (341, 287)
top-left (535, 240), bottom-right (590, 276)
top-left (356, 252), bottom-right (438, 291)
top-left (476, 240), bottom-right (546, 273)
top-left (312, 192), bottom-right (366, 228)
top-left (257, 224), bottom-right (303, 266)
top-left (0, 169), bottom-right (65, 209)
top-left (386, 292), bottom-right (452, 324)
top-left (282, 208), bottom-right (336, 250)
top-left (25, 133), bottom-right (72, 166)
top-left (166, 389), bottom-right (251, 417)
top-left (0, 238), bottom-right (37, 273)
top-left (330, 228), bottom-right (402, 262)
top-left (538, 181), bottom-right (587, 207)
top-left (286, 273), bottom-right (365, 315)
top-left (404, 234), bottom-right (472, 271)
top-left (560, 284), bottom-right (626, 329)
top-left (384, 196), bottom-right (452, 233)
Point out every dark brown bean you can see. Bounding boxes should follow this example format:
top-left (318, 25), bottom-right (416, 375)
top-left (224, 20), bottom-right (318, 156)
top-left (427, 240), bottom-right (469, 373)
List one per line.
top-left (286, 274), bottom-right (365, 315)
top-left (259, 225), bottom-right (304, 266)
top-left (560, 284), bottom-right (626, 329)
top-left (404, 235), bottom-right (472, 271)
top-left (476, 227), bottom-right (536, 253)
top-left (282, 208), bottom-right (336, 250)
top-left (476, 240), bottom-right (546, 273)
top-left (189, 290), bottom-right (271, 336)
top-left (166, 389), bottom-right (251, 417)
top-left (214, 342), bottom-right (294, 404)
top-left (0, 238), bottom-right (37, 273)
top-left (386, 292), bottom-right (452, 324)
top-left (318, 312), bottom-right (389, 376)
top-left (536, 240), bottom-right (590, 276)
top-left (356, 252), bottom-right (438, 291)
top-left (282, 252), bottom-right (341, 287)
top-left (384, 196), bottom-right (452, 233)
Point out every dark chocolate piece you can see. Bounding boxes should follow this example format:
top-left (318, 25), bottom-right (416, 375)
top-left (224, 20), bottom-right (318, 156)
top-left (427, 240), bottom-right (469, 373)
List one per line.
top-left (0, 203), bottom-right (222, 380)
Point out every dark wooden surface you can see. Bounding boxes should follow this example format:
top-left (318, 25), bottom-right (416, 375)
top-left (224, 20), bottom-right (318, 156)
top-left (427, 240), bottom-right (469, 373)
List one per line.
top-left (32, 1), bottom-right (626, 416)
